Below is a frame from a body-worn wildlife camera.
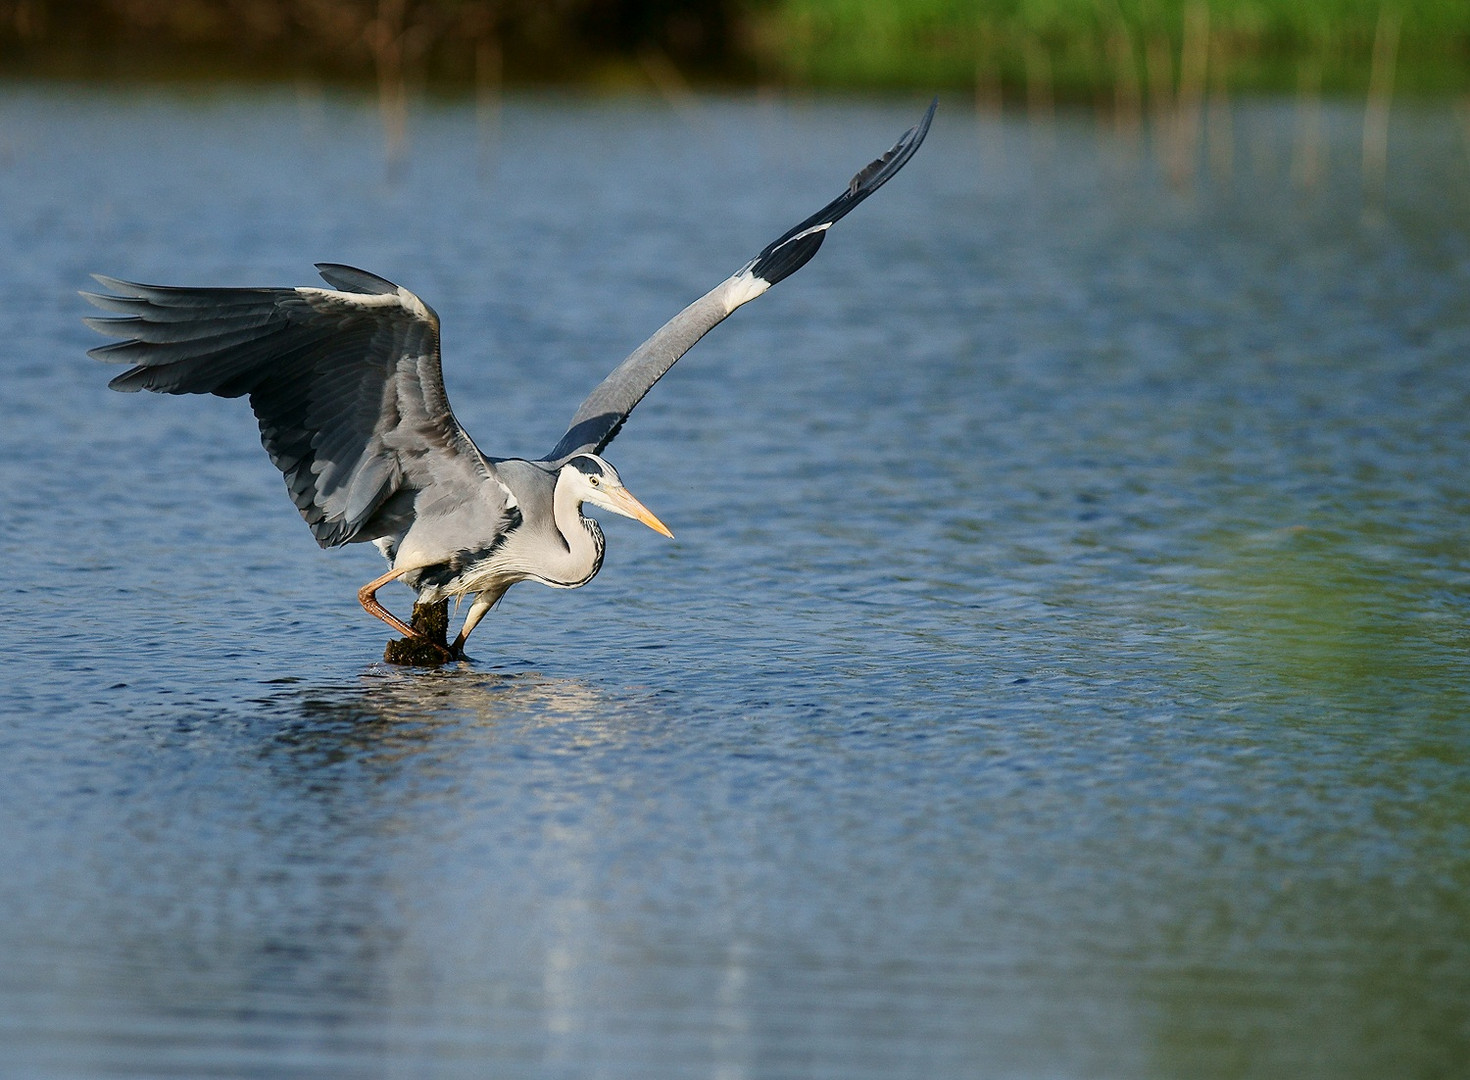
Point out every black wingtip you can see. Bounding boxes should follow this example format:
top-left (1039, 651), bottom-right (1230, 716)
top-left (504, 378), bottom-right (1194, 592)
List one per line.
top-left (746, 98), bottom-right (936, 288)
top-left (315, 263), bottom-right (400, 295)
top-left (745, 229), bottom-right (829, 291)
top-left (847, 96), bottom-right (937, 200)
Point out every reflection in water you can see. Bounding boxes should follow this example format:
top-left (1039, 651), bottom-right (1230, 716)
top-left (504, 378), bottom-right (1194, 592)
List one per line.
top-left (1192, 522), bottom-right (1470, 716)
top-left (269, 667), bottom-right (616, 765)
top-left (253, 668), bottom-right (751, 1074)
top-left (1143, 866), bottom-right (1470, 1079)
top-left (1152, 525), bottom-right (1470, 1079)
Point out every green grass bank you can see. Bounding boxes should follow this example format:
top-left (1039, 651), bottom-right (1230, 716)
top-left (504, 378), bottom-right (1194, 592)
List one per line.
top-left (2, 1), bottom-right (1466, 96)
top-left (747, 0), bottom-right (1470, 97)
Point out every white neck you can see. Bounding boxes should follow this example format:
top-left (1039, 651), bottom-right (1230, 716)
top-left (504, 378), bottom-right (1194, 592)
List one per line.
top-left (543, 471), bottom-right (605, 588)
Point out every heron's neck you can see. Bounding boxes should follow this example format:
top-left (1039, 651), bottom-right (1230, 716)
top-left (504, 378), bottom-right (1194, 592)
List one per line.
top-left (547, 474), bottom-right (605, 586)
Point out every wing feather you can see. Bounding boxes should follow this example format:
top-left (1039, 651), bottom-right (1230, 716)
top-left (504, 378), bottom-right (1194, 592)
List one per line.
top-left (542, 99), bottom-right (936, 465)
top-left (84, 264), bottom-right (491, 548)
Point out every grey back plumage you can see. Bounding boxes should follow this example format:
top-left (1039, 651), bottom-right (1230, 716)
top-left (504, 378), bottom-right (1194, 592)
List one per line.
top-left (84, 264), bottom-right (496, 549)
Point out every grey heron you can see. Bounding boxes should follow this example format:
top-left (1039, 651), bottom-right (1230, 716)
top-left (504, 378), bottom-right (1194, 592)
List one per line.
top-left (85, 101), bottom-right (935, 661)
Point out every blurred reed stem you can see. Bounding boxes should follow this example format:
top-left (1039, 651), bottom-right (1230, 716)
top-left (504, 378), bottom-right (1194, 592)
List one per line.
top-left (1363, 5), bottom-right (1401, 208)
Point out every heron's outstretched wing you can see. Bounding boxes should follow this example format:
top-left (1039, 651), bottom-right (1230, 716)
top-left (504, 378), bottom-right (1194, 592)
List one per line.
top-left (84, 264), bottom-right (493, 548)
top-left (542, 98), bottom-right (937, 465)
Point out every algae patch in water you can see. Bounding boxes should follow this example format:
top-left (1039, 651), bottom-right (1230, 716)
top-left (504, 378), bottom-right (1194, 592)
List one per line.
top-left (383, 600), bottom-right (451, 666)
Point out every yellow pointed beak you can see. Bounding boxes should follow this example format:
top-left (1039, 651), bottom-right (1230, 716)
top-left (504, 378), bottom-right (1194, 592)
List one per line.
top-left (607, 485), bottom-right (674, 539)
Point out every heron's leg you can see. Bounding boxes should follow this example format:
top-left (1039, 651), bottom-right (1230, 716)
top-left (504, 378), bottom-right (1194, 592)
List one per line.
top-left (358, 568), bottom-right (452, 660)
top-left (449, 594), bottom-right (496, 657)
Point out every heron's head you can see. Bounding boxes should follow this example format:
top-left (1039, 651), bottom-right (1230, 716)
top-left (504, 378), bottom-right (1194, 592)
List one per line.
top-left (560, 454), bottom-right (674, 538)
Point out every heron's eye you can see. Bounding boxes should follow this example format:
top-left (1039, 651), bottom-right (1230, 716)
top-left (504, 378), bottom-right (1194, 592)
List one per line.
top-left (587, 474), bottom-right (601, 487)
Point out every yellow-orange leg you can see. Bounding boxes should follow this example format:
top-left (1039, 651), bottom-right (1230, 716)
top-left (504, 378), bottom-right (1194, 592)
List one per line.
top-left (358, 567), bottom-right (453, 661)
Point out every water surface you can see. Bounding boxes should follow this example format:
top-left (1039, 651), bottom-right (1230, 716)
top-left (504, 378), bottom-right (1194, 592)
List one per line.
top-left (1, 88), bottom-right (1468, 1078)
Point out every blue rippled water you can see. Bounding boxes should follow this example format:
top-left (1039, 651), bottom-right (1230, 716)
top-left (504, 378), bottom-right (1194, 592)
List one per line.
top-left (1, 88), bottom-right (1468, 1078)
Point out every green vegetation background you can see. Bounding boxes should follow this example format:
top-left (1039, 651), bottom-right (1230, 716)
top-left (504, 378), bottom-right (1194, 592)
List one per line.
top-left (1, 1), bottom-right (1465, 95)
